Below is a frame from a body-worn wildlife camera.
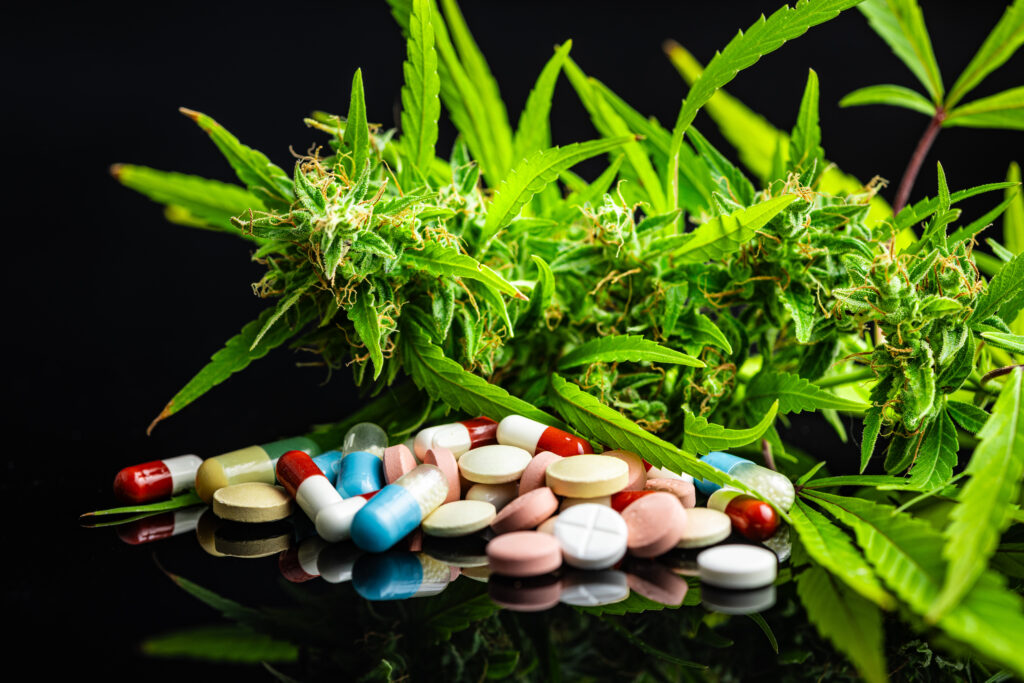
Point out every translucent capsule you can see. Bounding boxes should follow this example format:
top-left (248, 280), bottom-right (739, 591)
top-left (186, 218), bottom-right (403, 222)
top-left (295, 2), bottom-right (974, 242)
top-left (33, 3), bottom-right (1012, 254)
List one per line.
top-left (695, 452), bottom-right (795, 511)
top-left (194, 436), bottom-right (319, 503)
top-left (707, 489), bottom-right (779, 541)
top-left (419, 416), bottom-right (498, 459)
top-left (352, 551), bottom-right (451, 600)
top-left (336, 451), bottom-right (385, 497)
top-left (276, 450), bottom-right (366, 542)
top-left (113, 454), bottom-right (203, 504)
top-left (496, 415), bottom-right (593, 456)
top-left (116, 506), bottom-right (205, 545)
top-left (350, 465), bottom-right (449, 553)
top-left (342, 422), bottom-right (388, 458)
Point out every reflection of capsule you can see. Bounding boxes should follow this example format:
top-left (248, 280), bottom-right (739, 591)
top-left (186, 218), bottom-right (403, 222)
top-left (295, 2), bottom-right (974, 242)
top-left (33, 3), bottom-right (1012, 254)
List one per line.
top-left (350, 465), bottom-right (448, 553)
top-left (194, 436), bottom-right (320, 503)
top-left (116, 506), bottom-right (206, 545)
top-left (701, 584), bottom-right (777, 615)
top-left (496, 415), bottom-right (593, 456)
top-left (279, 536), bottom-right (329, 583)
top-left (695, 452), bottom-right (794, 511)
top-left (352, 551), bottom-right (451, 600)
top-left (336, 451), bottom-right (385, 497)
top-left (113, 454), bottom-right (203, 504)
top-left (317, 543), bottom-right (364, 584)
top-left (276, 450), bottom-right (366, 542)
top-left (415, 417), bottom-right (498, 459)
top-left (707, 489), bottom-right (779, 541)
top-left (762, 526), bottom-right (791, 563)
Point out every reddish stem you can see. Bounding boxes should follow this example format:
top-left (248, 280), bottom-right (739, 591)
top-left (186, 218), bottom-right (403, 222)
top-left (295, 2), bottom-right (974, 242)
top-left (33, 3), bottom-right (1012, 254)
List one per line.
top-left (893, 109), bottom-right (946, 215)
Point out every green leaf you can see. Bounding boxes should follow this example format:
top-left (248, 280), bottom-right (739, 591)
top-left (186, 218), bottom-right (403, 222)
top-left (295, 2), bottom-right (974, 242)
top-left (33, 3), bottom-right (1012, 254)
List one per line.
top-left (945, 0), bottom-right (1024, 108)
top-left (558, 334), bottom-right (704, 369)
top-left (80, 491), bottom-right (203, 518)
top-left (945, 86), bottom-right (1024, 130)
top-left (347, 287), bottom-right (385, 380)
top-left (747, 370), bottom-right (866, 414)
top-left (682, 400), bottom-right (778, 454)
top-left (142, 625), bottom-right (298, 663)
top-left (931, 368), bottom-right (1024, 620)
top-left (1006, 162), bottom-right (1024, 274)
top-left (946, 399), bottom-right (990, 433)
top-left (790, 501), bottom-right (894, 609)
top-left (778, 284), bottom-right (817, 343)
top-left (250, 278), bottom-right (314, 350)
top-left (858, 0), bottom-right (944, 104)
top-left (405, 579), bottom-right (501, 643)
top-left (796, 565), bottom-right (888, 683)
top-left (401, 322), bottom-right (562, 427)
top-left (547, 374), bottom-right (776, 508)
top-left (343, 69), bottom-right (370, 177)
top-left (675, 195), bottom-right (796, 262)
top-left (860, 407), bottom-right (883, 473)
top-left (400, 0), bottom-right (441, 172)
top-left (947, 190), bottom-right (1021, 246)
top-left (981, 330), bottom-right (1024, 353)
top-left (179, 108), bottom-right (293, 207)
top-left (666, 0), bottom-right (863, 206)
top-left (111, 164), bottom-right (265, 237)
top-left (481, 137), bottom-right (634, 244)
top-left (404, 241), bottom-right (525, 300)
top-left (896, 181), bottom-right (1018, 230)
top-left (512, 41), bottom-right (572, 161)
top-left (148, 303), bottom-right (316, 432)
top-left (838, 83), bottom-right (935, 115)
top-left (879, 406), bottom-right (957, 490)
top-left (789, 68), bottom-right (824, 176)
top-left (687, 128), bottom-right (755, 206)
top-left (971, 251), bottom-right (1024, 326)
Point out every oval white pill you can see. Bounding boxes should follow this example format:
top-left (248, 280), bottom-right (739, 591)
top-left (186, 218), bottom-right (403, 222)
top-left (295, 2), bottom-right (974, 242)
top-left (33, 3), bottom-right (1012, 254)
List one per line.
top-left (554, 503), bottom-right (628, 570)
top-left (459, 445), bottom-right (533, 484)
top-left (697, 544), bottom-right (778, 589)
top-left (422, 500), bottom-right (497, 537)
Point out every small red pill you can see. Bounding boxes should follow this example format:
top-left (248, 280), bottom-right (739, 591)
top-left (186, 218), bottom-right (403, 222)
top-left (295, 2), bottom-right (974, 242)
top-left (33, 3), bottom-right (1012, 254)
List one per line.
top-left (610, 490), bottom-right (656, 512)
top-left (708, 489), bottom-right (779, 541)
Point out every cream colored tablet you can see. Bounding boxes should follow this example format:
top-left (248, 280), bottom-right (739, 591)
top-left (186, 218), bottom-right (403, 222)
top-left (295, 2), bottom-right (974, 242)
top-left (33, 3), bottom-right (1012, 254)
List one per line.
top-left (559, 495), bottom-right (611, 512)
top-left (546, 455), bottom-right (629, 498)
top-left (677, 507), bottom-right (732, 549)
top-left (212, 482), bottom-right (294, 523)
top-left (460, 565), bottom-right (493, 582)
top-left (458, 445), bottom-right (533, 484)
top-left (422, 500), bottom-right (497, 537)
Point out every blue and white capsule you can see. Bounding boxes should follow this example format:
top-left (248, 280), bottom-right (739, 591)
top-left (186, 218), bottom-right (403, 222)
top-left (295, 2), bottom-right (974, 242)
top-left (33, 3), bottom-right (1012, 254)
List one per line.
top-left (695, 452), bottom-right (794, 511)
top-left (350, 465), bottom-right (449, 552)
top-left (312, 451), bottom-right (343, 485)
top-left (336, 450), bottom-right (385, 497)
top-left (352, 551), bottom-right (451, 600)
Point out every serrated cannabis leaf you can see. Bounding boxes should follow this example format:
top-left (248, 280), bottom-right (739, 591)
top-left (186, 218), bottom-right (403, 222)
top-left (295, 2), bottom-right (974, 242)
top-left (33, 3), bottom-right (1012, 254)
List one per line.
top-left (931, 368), bottom-right (1023, 621)
top-left (789, 69), bottom-right (823, 175)
top-left (839, 83), bottom-right (935, 115)
top-left (879, 406), bottom-right (957, 491)
top-left (747, 370), bottom-right (866, 414)
top-left (401, 0), bottom-right (441, 172)
top-left (79, 491), bottom-right (203, 518)
top-left (945, 86), bottom-right (1024, 130)
top-left (971, 251), bottom-right (1024, 326)
top-left (675, 195), bottom-right (795, 262)
top-left (404, 241), bottom-right (525, 300)
top-left (558, 334), bottom-right (704, 369)
top-left (682, 400), bottom-right (778, 454)
top-left (945, 0), bottom-right (1024, 108)
top-left (980, 330), bottom-right (1024, 353)
top-left (142, 625), bottom-right (298, 663)
top-left (347, 287), bottom-right (385, 379)
top-left (858, 0), bottom-right (943, 104)
top-left (512, 41), bottom-right (572, 162)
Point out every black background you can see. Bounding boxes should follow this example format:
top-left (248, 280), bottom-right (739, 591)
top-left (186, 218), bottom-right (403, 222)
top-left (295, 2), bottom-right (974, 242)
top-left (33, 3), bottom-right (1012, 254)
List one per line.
top-left (4, 0), bottom-right (1021, 679)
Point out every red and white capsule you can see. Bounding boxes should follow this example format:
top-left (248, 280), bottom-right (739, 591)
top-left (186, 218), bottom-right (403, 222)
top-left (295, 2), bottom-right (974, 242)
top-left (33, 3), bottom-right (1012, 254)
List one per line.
top-left (496, 415), bottom-right (593, 456)
top-left (707, 489), bottom-right (779, 541)
top-left (276, 450), bottom-right (366, 542)
top-left (414, 417), bottom-right (498, 459)
top-left (113, 454), bottom-right (203, 504)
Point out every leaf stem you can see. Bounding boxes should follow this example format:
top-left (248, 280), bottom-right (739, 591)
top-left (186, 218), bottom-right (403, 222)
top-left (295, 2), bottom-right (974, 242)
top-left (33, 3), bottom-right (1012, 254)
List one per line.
top-left (981, 364), bottom-right (1024, 388)
top-left (893, 109), bottom-right (946, 215)
top-left (813, 368), bottom-right (876, 389)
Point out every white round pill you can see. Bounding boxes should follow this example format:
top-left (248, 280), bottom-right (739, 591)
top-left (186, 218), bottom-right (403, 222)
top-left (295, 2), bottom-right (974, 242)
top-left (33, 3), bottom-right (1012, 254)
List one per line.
top-left (554, 503), bottom-right (628, 570)
top-left (697, 544), bottom-right (778, 589)
top-left (559, 569), bottom-right (630, 607)
top-left (459, 445), bottom-right (533, 484)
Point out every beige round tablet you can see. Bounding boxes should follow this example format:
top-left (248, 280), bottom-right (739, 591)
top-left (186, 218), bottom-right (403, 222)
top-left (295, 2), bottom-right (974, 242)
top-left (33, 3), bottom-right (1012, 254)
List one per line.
top-left (422, 500), bottom-right (497, 537)
top-left (458, 445), bottom-right (533, 484)
top-left (546, 455), bottom-right (629, 498)
top-left (560, 495), bottom-right (611, 512)
top-left (212, 482), bottom-right (294, 523)
top-left (677, 507), bottom-right (732, 549)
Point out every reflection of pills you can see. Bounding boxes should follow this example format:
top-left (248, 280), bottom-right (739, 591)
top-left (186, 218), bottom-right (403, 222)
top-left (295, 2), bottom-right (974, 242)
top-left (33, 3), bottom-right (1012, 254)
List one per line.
top-left (213, 482), bottom-right (293, 523)
top-left (560, 569), bottom-right (629, 607)
top-left (489, 573), bottom-right (562, 611)
top-left (677, 508), bottom-right (732, 548)
top-left (554, 503), bottom-right (628, 570)
top-left (701, 584), bottom-right (777, 615)
top-left (486, 531), bottom-right (562, 576)
top-left (697, 544), bottom-right (777, 589)
top-left (624, 558), bottom-right (688, 606)
top-left (546, 455), bottom-right (629, 498)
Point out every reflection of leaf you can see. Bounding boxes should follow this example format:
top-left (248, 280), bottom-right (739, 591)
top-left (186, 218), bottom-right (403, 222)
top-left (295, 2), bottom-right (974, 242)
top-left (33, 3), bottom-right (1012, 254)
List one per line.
top-left (406, 579), bottom-right (501, 642)
top-left (80, 492), bottom-right (202, 518)
top-left (142, 624), bottom-right (298, 663)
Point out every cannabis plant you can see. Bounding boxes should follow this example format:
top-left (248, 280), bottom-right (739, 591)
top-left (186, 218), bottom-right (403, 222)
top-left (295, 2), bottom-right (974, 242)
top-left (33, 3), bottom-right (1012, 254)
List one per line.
top-left (112, 0), bottom-right (1024, 679)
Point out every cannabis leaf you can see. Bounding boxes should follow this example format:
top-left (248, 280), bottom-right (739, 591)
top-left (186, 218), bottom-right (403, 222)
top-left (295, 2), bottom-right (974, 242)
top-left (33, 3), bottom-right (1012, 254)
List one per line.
top-left (839, 83), bottom-right (935, 115)
top-left (878, 406), bottom-right (957, 491)
top-left (746, 370), bottom-right (866, 414)
top-left (789, 68), bottom-right (824, 176)
top-left (970, 251), bottom-right (1024, 326)
top-left (557, 335), bottom-right (704, 369)
top-left (347, 287), bottom-right (385, 379)
top-left (404, 241), bottom-right (525, 300)
top-left (681, 401), bottom-right (779, 454)
top-left (944, 0), bottom-right (1024, 108)
top-left (400, 0), bottom-right (441, 173)
top-left (675, 195), bottom-right (795, 262)
top-left (512, 41), bottom-right (572, 162)
top-left (858, 0), bottom-right (943, 104)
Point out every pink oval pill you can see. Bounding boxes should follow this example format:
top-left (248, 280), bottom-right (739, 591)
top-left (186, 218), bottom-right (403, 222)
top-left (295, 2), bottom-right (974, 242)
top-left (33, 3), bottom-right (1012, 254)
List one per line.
top-left (645, 478), bottom-right (697, 508)
top-left (604, 450), bottom-right (647, 491)
top-left (621, 492), bottom-right (688, 558)
top-left (518, 451), bottom-right (563, 495)
top-left (491, 487), bottom-right (559, 535)
top-left (383, 444), bottom-right (417, 484)
top-left (423, 447), bottom-right (461, 504)
top-left (486, 531), bottom-right (562, 577)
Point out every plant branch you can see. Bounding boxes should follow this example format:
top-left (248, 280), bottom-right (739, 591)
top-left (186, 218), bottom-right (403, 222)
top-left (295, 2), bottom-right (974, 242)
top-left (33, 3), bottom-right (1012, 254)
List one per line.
top-left (892, 110), bottom-right (946, 215)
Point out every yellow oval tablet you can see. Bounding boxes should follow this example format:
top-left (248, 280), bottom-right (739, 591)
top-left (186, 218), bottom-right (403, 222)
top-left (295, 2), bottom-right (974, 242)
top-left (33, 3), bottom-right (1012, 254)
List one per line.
top-left (546, 455), bottom-right (629, 498)
top-left (422, 500), bottom-right (497, 537)
top-left (458, 445), bottom-right (533, 484)
top-left (212, 482), bottom-right (294, 523)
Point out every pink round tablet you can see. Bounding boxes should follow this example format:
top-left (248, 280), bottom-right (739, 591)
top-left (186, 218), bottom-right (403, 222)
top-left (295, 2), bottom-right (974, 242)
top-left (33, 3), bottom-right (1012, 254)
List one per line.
top-left (383, 444), bottom-right (417, 484)
top-left (486, 531), bottom-right (562, 577)
top-left (518, 451), bottom-right (563, 495)
top-left (625, 558), bottom-right (688, 606)
top-left (488, 574), bottom-right (563, 612)
top-left (621, 492), bottom-right (688, 558)
top-left (604, 450), bottom-right (647, 491)
top-left (491, 487), bottom-right (559, 535)
top-left (645, 478), bottom-right (697, 508)
top-left (423, 447), bottom-right (461, 504)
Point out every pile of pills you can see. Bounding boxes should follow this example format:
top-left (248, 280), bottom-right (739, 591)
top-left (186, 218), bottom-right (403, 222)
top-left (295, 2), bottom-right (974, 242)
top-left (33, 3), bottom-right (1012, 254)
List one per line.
top-left (106, 414), bottom-right (793, 613)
